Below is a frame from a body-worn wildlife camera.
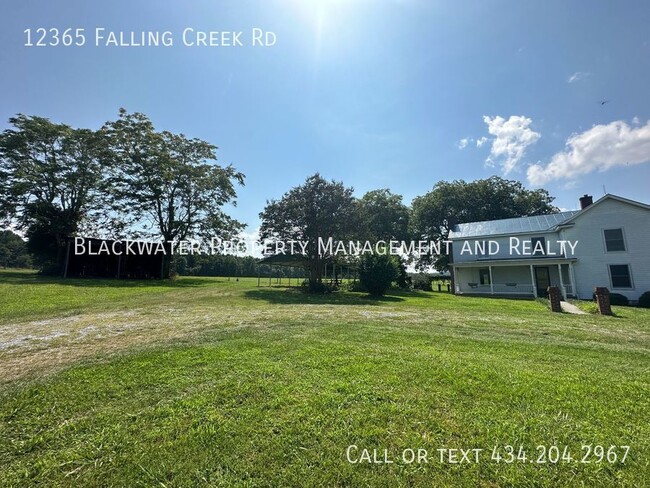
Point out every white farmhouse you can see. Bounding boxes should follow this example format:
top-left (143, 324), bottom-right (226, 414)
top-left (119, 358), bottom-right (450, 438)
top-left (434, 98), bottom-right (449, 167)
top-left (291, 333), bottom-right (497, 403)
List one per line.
top-left (448, 194), bottom-right (650, 302)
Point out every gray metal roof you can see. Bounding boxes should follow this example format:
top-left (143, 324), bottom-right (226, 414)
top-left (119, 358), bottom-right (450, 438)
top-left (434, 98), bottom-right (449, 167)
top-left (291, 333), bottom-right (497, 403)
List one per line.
top-left (448, 210), bottom-right (580, 239)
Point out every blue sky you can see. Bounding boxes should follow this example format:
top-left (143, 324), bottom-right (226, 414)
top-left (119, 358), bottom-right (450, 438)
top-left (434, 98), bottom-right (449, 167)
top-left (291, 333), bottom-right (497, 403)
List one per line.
top-left (2, 0), bottom-right (649, 233)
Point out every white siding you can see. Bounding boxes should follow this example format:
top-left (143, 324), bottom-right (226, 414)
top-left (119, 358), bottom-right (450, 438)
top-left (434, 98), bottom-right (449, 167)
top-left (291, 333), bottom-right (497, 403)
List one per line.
top-left (451, 232), bottom-right (568, 263)
top-left (561, 199), bottom-right (650, 300)
top-left (491, 266), bottom-right (532, 284)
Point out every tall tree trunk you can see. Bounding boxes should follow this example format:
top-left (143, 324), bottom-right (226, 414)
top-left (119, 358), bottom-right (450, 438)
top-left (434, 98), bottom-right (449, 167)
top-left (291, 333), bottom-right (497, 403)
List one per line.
top-left (160, 240), bottom-right (173, 279)
top-left (308, 256), bottom-right (323, 292)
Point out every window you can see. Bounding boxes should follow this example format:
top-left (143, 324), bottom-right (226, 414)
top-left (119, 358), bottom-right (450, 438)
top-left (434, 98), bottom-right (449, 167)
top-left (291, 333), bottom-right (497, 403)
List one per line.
top-left (609, 264), bottom-right (632, 288)
top-left (604, 228), bottom-right (626, 252)
top-left (531, 237), bottom-right (546, 256)
top-left (479, 268), bottom-right (491, 285)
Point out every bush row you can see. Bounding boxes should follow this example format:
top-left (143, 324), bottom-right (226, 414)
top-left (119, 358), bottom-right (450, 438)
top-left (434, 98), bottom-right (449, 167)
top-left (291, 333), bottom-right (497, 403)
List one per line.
top-left (592, 291), bottom-right (650, 308)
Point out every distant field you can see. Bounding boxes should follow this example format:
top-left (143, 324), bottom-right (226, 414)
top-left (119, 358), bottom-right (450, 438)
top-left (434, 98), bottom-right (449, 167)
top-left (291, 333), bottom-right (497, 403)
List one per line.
top-left (0, 270), bottom-right (648, 486)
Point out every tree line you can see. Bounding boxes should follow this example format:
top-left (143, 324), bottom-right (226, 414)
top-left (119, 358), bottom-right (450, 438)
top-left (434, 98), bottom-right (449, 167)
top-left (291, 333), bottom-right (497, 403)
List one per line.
top-left (1, 111), bottom-right (559, 292)
top-left (0, 110), bottom-right (244, 275)
top-left (0, 230), bottom-right (32, 269)
top-left (259, 173), bottom-right (558, 293)
top-left (174, 254), bottom-right (305, 279)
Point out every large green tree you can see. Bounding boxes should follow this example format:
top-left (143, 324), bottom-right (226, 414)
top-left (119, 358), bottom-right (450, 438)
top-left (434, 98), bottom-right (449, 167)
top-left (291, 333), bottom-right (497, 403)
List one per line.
top-left (411, 176), bottom-right (558, 270)
top-left (0, 115), bottom-right (109, 273)
top-left (104, 109), bottom-right (245, 277)
top-left (357, 189), bottom-right (411, 288)
top-left (0, 230), bottom-right (32, 269)
top-left (259, 173), bottom-right (358, 291)
top-left (357, 189), bottom-right (411, 242)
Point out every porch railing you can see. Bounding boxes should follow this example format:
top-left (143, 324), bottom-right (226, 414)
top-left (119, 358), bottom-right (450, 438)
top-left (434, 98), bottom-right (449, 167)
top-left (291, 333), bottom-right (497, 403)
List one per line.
top-left (455, 282), bottom-right (535, 295)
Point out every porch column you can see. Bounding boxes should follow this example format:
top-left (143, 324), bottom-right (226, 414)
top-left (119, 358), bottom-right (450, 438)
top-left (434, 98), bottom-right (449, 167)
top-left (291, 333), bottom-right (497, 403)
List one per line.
top-left (488, 265), bottom-right (494, 295)
top-left (452, 266), bottom-right (458, 293)
top-left (557, 263), bottom-right (566, 300)
top-left (529, 264), bottom-right (537, 298)
top-left (568, 262), bottom-right (577, 299)
top-left (63, 239), bottom-right (71, 278)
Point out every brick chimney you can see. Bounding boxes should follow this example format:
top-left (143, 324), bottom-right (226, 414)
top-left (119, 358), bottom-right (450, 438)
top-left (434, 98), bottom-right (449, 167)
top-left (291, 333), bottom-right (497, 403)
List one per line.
top-left (579, 194), bottom-right (593, 209)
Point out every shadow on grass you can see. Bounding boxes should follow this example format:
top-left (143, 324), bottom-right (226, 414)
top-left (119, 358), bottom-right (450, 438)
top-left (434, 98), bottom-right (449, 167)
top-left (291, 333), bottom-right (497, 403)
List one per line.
top-left (242, 287), bottom-right (437, 305)
top-left (0, 270), bottom-right (214, 289)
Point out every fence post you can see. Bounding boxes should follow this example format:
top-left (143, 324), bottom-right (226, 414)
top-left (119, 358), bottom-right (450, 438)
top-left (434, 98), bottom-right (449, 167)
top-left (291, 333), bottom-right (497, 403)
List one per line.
top-left (594, 287), bottom-right (613, 315)
top-left (548, 286), bottom-right (562, 312)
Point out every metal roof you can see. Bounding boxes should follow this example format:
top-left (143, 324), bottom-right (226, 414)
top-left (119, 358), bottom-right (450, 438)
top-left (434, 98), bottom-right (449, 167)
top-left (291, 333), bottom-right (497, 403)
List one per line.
top-left (448, 210), bottom-right (580, 239)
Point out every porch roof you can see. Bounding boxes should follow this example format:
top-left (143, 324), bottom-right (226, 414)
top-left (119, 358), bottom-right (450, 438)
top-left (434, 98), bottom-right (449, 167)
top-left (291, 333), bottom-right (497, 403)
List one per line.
top-left (452, 257), bottom-right (576, 267)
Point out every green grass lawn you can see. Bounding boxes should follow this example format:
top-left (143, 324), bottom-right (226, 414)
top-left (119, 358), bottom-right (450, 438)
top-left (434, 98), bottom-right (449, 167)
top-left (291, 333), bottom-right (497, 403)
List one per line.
top-left (0, 270), bottom-right (648, 486)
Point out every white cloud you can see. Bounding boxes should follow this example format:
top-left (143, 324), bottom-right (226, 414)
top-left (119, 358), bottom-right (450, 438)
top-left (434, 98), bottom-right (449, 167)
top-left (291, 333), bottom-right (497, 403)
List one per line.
top-left (483, 115), bottom-right (541, 174)
top-left (457, 137), bottom-right (471, 149)
top-left (568, 71), bottom-right (590, 83)
top-left (632, 116), bottom-right (640, 125)
top-left (527, 120), bottom-right (650, 185)
top-left (227, 227), bottom-right (265, 257)
top-left (459, 136), bottom-right (489, 150)
top-left (238, 227), bottom-right (260, 244)
top-left (562, 180), bottom-right (578, 190)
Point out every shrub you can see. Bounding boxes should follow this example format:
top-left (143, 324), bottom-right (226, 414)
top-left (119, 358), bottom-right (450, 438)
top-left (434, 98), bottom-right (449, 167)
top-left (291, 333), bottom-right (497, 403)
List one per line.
top-left (358, 254), bottom-right (398, 296)
top-left (610, 293), bottom-right (630, 306)
top-left (592, 293), bottom-right (630, 307)
top-left (392, 257), bottom-right (410, 289)
top-left (301, 280), bottom-right (336, 294)
top-left (412, 273), bottom-right (433, 291)
top-left (594, 292), bottom-right (629, 306)
top-left (341, 280), bottom-right (364, 292)
top-left (638, 291), bottom-right (650, 308)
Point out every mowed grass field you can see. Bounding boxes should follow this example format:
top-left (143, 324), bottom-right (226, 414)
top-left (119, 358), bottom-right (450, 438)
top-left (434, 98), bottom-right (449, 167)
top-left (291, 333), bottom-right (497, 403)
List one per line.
top-left (0, 270), bottom-right (648, 487)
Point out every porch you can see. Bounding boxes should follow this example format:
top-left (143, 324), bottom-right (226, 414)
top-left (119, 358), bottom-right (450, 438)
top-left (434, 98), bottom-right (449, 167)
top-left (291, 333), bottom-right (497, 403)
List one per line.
top-left (452, 259), bottom-right (577, 299)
